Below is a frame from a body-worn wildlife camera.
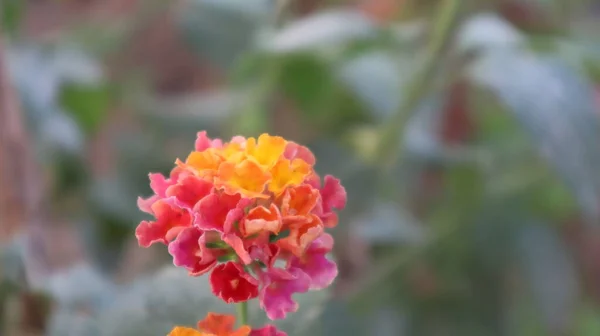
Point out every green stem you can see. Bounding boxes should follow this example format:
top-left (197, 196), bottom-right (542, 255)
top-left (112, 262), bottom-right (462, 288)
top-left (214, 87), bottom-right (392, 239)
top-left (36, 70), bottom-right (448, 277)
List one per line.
top-left (237, 301), bottom-right (248, 326)
top-left (375, 0), bottom-right (462, 168)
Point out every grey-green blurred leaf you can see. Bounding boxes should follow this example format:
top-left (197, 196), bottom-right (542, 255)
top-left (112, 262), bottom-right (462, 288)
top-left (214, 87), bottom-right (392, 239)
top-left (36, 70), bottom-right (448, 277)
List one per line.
top-left (7, 44), bottom-right (102, 155)
top-left (89, 177), bottom-right (142, 224)
top-left (469, 50), bottom-right (600, 223)
top-left (261, 10), bottom-right (376, 54)
top-left (575, 304), bottom-right (600, 336)
top-left (137, 91), bottom-right (239, 135)
top-left (44, 263), bottom-right (115, 313)
top-left (338, 51), bottom-right (409, 118)
top-left (320, 300), bottom-right (368, 336)
top-left (456, 13), bottom-right (524, 52)
top-left (0, 235), bottom-right (26, 285)
top-left (403, 97), bottom-right (448, 160)
top-left (178, 0), bottom-right (271, 69)
top-left (37, 110), bottom-right (85, 156)
top-left (353, 202), bottom-right (426, 245)
top-left (47, 310), bottom-right (99, 336)
top-left (517, 222), bottom-right (579, 334)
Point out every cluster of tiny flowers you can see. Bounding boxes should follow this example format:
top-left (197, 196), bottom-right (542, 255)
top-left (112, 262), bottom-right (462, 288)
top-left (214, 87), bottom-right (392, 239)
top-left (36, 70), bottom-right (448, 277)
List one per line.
top-left (168, 313), bottom-right (285, 336)
top-left (135, 132), bottom-right (346, 333)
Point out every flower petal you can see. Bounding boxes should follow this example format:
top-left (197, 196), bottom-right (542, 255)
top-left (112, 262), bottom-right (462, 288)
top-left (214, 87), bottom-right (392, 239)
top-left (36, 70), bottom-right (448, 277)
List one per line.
top-left (259, 267), bottom-right (310, 320)
top-left (195, 131), bottom-right (223, 151)
top-left (217, 160), bottom-right (271, 198)
top-left (197, 313), bottom-right (237, 334)
top-left (284, 141), bottom-right (315, 166)
top-left (277, 214), bottom-right (323, 256)
top-left (222, 233), bottom-right (253, 265)
top-left (195, 193), bottom-right (246, 232)
top-left (316, 175), bottom-right (346, 228)
top-left (135, 198), bottom-right (192, 247)
top-left (241, 204), bottom-right (282, 237)
top-left (210, 262), bottom-right (259, 303)
top-left (268, 158), bottom-right (311, 196)
top-left (278, 184), bottom-right (319, 225)
top-left (246, 134), bottom-right (287, 168)
top-left (167, 326), bottom-right (203, 336)
top-left (168, 227), bottom-right (218, 276)
top-left (250, 325), bottom-right (287, 336)
top-left (166, 175), bottom-right (213, 208)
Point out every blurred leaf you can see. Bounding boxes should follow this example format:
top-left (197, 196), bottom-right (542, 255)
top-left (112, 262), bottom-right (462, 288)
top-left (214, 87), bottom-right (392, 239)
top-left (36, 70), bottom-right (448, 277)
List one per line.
top-left (403, 97), bottom-right (448, 160)
top-left (89, 177), bottom-right (142, 225)
top-left (339, 51), bottom-right (455, 162)
top-left (472, 200), bottom-right (522, 269)
top-left (517, 222), bottom-right (579, 334)
top-left (320, 300), bottom-right (368, 336)
top-left (52, 153), bottom-right (88, 198)
top-left (138, 91), bottom-right (239, 136)
top-left (526, 179), bottom-right (578, 221)
top-left (50, 47), bottom-right (103, 85)
top-left (554, 38), bottom-right (600, 71)
top-left (274, 54), bottom-right (367, 133)
top-left (261, 9), bottom-right (377, 54)
top-left (575, 304), bottom-right (600, 336)
top-left (60, 84), bottom-right (111, 135)
top-left (280, 54), bottom-right (334, 114)
top-left (0, 235), bottom-right (26, 285)
top-left (178, 0), bottom-right (271, 69)
top-left (7, 44), bottom-right (103, 157)
top-left (338, 51), bottom-right (409, 118)
top-left (389, 20), bottom-right (427, 47)
top-left (353, 202), bottom-right (426, 245)
top-left (469, 50), bottom-right (600, 222)
top-left (455, 13), bottom-right (524, 52)
top-left (7, 46), bottom-right (64, 120)
top-left (44, 263), bottom-right (116, 314)
top-left (37, 110), bottom-right (85, 156)
top-left (1, 0), bottom-right (24, 34)
top-left (47, 310), bottom-right (99, 336)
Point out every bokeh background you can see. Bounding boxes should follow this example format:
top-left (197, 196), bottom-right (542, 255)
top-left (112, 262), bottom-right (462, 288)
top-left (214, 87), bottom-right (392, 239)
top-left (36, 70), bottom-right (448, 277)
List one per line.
top-left (2, 0), bottom-right (600, 335)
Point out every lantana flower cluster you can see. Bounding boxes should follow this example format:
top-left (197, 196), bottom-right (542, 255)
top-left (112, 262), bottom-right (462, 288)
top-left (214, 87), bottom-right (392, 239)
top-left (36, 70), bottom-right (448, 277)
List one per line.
top-left (168, 313), bottom-right (284, 336)
top-left (136, 132), bottom-right (346, 334)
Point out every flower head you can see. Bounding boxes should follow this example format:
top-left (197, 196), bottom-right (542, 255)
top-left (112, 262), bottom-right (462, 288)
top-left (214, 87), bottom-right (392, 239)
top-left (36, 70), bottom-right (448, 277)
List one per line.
top-left (168, 313), bottom-right (250, 336)
top-left (167, 313), bottom-right (286, 336)
top-left (137, 132), bottom-right (345, 320)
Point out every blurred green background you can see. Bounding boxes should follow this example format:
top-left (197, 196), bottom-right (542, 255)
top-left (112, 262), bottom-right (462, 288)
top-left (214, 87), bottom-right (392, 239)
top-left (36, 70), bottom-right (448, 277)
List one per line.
top-left (2, 0), bottom-right (600, 335)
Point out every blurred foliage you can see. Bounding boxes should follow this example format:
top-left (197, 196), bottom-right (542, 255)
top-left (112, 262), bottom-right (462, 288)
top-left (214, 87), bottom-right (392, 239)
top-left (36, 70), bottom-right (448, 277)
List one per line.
top-left (3, 0), bottom-right (600, 335)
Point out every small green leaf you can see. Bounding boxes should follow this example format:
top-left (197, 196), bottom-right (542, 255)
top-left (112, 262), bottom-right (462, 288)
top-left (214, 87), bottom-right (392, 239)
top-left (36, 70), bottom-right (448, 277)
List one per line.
top-left (217, 254), bottom-right (237, 262)
top-left (205, 242), bottom-right (228, 249)
top-left (269, 230), bottom-right (290, 243)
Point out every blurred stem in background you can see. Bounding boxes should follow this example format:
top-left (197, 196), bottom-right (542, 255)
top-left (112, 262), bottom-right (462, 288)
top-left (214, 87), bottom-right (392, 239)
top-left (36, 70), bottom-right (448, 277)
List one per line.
top-left (237, 301), bottom-right (248, 326)
top-left (375, 0), bottom-right (462, 169)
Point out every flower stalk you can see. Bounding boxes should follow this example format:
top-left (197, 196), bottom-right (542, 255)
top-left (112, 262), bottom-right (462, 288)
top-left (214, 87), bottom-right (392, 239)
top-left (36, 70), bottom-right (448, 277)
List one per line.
top-left (237, 301), bottom-right (248, 326)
